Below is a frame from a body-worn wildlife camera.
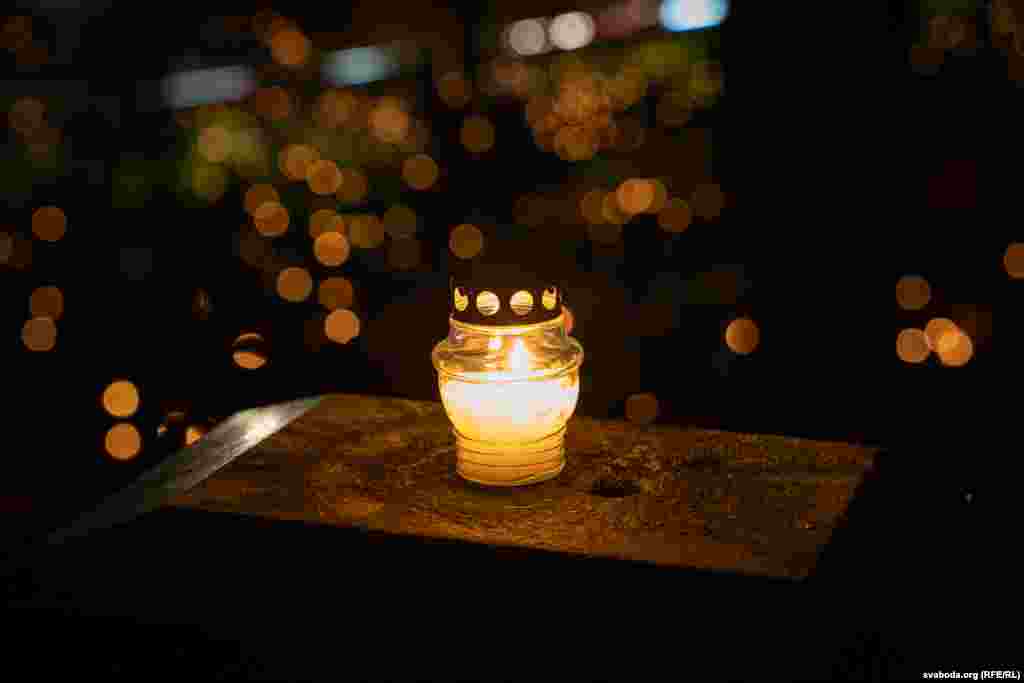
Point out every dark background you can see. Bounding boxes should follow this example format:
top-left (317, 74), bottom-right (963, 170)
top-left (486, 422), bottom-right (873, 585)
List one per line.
top-left (2, 1), bottom-right (1008, 541)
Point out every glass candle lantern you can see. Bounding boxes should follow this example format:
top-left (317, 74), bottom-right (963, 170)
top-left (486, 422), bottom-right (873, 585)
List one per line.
top-left (432, 279), bottom-right (584, 486)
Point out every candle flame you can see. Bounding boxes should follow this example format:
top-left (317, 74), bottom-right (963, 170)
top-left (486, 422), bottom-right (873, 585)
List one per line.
top-left (488, 336), bottom-right (503, 352)
top-left (508, 338), bottom-right (531, 371)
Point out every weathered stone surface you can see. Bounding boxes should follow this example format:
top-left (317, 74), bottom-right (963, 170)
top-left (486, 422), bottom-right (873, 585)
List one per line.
top-left (170, 394), bottom-right (878, 579)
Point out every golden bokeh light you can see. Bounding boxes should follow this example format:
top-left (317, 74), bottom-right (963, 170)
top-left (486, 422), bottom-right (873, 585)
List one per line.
top-left (449, 223), bottom-right (484, 259)
top-left (402, 154), bottom-right (440, 190)
top-left (309, 209), bottom-right (345, 239)
top-left (600, 192), bottom-right (628, 225)
top-left (616, 178), bottom-right (655, 215)
top-left (313, 231), bottom-right (351, 267)
top-left (896, 275), bottom-right (931, 310)
top-left (336, 167), bottom-right (369, 203)
top-left (270, 27), bottom-right (311, 67)
top-left (657, 198), bottom-right (693, 233)
top-left (197, 125), bottom-right (232, 163)
top-left (21, 316), bottom-right (56, 352)
top-left (437, 72), bottom-right (472, 109)
top-left (243, 184), bottom-right (280, 216)
top-left (185, 425), bottom-right (206, 446)
top-left (924, 317), bottom-right (957, 351)
top-left (896, 328), bottom-right (930, 364)
top-left (253, 201), bottom-right (290, 237)
top-left (102, 380), bottom-right (140, 418)
top-left (315, 89), bottom-right (359, 128)
top-left (325, 309), bottom-right (361, 344)
top-left (936, 327), bottom-right (973, 367)
top-left (460, 115), bottom-right (496, 154)
top-left (29, 285), bottom-right (63, 320)
top-left (192, 164), bottom-right (230, 202)
top-left (625, 393), bottom-right (659, 425)
top-left (387, 237), bottom-right (422, 270)
top-left (31, 205), bottom-right (66, 242)
top-left (348, 214), bottom-right (385, 248)
top-left (646, 179), bottom-right (668, 213)
top-left (276, 266), bottom-right (314, 302)
top-left (252, 86), bottom-right (293, 120)
top-left (232, 332), bottom-right (268, 369)
top-left (691, 183), bottom-right (725, 220)
top-left (306, 159), bottom-right (343, 195)
top-left (1003, 242), bottom-right (1024, 278)
top-left (382, 204), bottom-right (418, 239)
top-left (369, 97), bottom-right (411, 144)
top-left (553, 125), bottom-right (598, 162)
top-left (105, 423), bottom-right (142, 461)
top-left (318, 276), bottom-right (355, 310)
top-left (279, 144), bottom-right (319, 181)
top-left (725, 317), bottom-right (760, 355)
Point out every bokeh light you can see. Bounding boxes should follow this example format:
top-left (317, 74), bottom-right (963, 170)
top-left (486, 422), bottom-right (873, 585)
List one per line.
top-left (348, 214), bottom-right (385, 248)
top-left (616, 178), bottom-right (655, 215)
top-left (22, 316), bottom-right (56, 351)
top-left (102, 380), bottom-right (140, 418)
top-left (197, 125), bottom-right (232, 163)
top-left (1004, 242), bottom-right (1024, 278)
top-left (31, 206), bottom-right (66, 242)
top-left (383, 204), bottom-right (418, 239)
top-left (600, 192), bottom-right (629, 225)
top-left (325, 309), bottom-right (361, 344)
top-left (309, 208), bottom-right (345, 239)
top-left (460, 115), bottom-right (496, 154)
top-left (625, 393), bottom-right (659, 425)
top-left (306, 159), bottom-right (343, 195)
top-left (369, 97), bottom-right (411, 144)
top-left (279, 144), bottom-right (319, 182)
top-left (896, 328), bottom-right (930, 364)
top-left (243, 184), bottom-right (280, 216)
top-left (29, 285), bottom-right (63, 320)
top-left (337, 167), bottom-right (369, 203)
top-left (276, 266), bottom-right (314, 302)
top-left (402, 154), bottom-right (440, 190)
top-left (105, 423), bottom-right (142, 461)
top-left (185, 425), bottom-right (206, 445)
top-left (251, 86), bottom-right (293, 120)
top-left (936, 327), bottom-right (973, 367)
top-left (232, 332), bottom-right (268, 369)
top-left (253, 201), bottom-right (290, 237)
top-left (896, 275), bottom-right (931, 310)
top-left (657, 198), bottom-right (693, 233)
top-left (315, 89), bottom-right (359, 128)
top-left (725, 317), bottom-right (759, 355)
top-left (924, 317), bottom-right (957, 351)
top-left (549, 12), bottom-right (595, 51)
top-left (450, 223), bottom-right (484, 259)
top-left (506, 18), bottom-right (548, 57)
top-left (437, 72), bottom-right (472, 109)
top-left (580, 189), bottom-right (606, 224)
top-left (318, 276), bottom-right (355, 310)
top-left (270, 27), bottom-right (311, 67)
top-left (313, 231), bottom-right (351, 266)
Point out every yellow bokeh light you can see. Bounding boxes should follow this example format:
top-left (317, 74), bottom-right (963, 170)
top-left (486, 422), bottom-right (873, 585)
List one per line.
top-left (460, 115), bottom-right (496, 154)
top-left (31, 205), bottom-right (66, 242)
top-left (185, 425), bottom-right (206, 446)
top-left (270, 28), bottom-right (311, 67)
top-left (600, 192), bottom-right (628, 225)
top-left (369, 97), bottom-right (411, 144)
top-left (725, 317), bottom-right (759, 355)
top-left (896, 275), bottom-right (931, 310)
top-left (309, 209), bottom-right (345, 239)
top-left (279, 144), bottom-right (319, 181)
top-left (105, 423), bottom-right (142, 461)
top-left (336, 167), bottom-right (369, 204)
top-left (924, 317), bottom-right (957, 351)
top-left (625, 393), bottom-right (659, 425)
top-left (1004, 242), bottom-right (1024, 278)
top-left (896, 328), bottom-right (930, 364)
top-left (21, 316), bottom-right (56, 352)
top-left (197, 125), bottom-right (232, 163)
top-left (276, 266), bottom-right (314, 302)
top-left (306, 159), bottom-right (343, 195)
top-left (437, 72), bottom-right (472, 109)
top-left (449, 223), bottom-right (484, 259)
top-left (936, 327), bottom-right (973, 367)
top-left (315, 89), bottom-right (359, 129)
top-left (102, 380), bottom-right (140, 418)
top-left (243, 184), bottom-right (280, 216)
top-left (325, 309), bottom-right (361, 344)
top-left (616, 178), bottom-right (655, 215)
top-left (318, 276), bottom-right (355, 310)
top-left (387, 237), bottom-right (421, 270)
top-left (232, 332), bottom-right (268, 369)
top-left (253, 201), bottom-right (290, 237)
top-left (28, 285), bottom-right (63, 320)
top-left (382, 204), bottom-right (418, 239)
top-left (657, 198), bottom-right (692, 233)
top-left (313, 231), bottom-right (351, 267)
top-left (402, 154), bottom-right (440, 190)
top-left (348, 214), bottom-right (385, 249)
top-left (553, 125), bottom-right (598, 162)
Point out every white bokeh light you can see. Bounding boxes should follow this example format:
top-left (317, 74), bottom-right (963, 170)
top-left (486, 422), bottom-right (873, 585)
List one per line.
top-left (506, 18), bottom-right (549, 56)
top-left (659, 0), bottom-right (729, 32)
top-left (549, 12), bottom-right (596, 51)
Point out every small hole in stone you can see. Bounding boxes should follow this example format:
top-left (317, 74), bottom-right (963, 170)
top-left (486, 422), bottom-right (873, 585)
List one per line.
top-left (589, 478), bottom-right (640, 498)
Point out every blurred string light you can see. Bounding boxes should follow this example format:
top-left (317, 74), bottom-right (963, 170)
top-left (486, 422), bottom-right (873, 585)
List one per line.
top-left (368, 97), bottom-right (411, 144)
top-left (896, 275), bottom-right (931, 310)
top-left (279, 143), bottom-right (319, 181)
top-left (313, 231), bottom-right (351, 266)
top-left (277, 266), bottom-right (314, 302)
top-left (29, 285), bottom-right (63, 320)
top-left (924, 317), bottom-right (957, 352)
top-left (659, 0), bottom-right (729, 32)
top-left (309, 209), bottom-right (345, 239)
top-left (102, 380), bottom-right (140, 418)
top-left (243, 184), bottom-right (280, 216)
top-left (22, 316), bottom-right (56, 352)
top-left (1004, 242), bottom-right (1024, 278)
top-left (325, 309), bottom-right (361, 343)
top-left (162, 66), bottom-right (256, 109)
top-left (270, 26), bottom-right (312, 68)
top-left (725, 316), bottom-right (759, 355)
top-left (318, 276), bottom-right (355, 311)
top-left (31, 206), bottom-right (66, 242)
top-left (315, 89), bottom-right (360, 128)
top-left (896, 328), bottom-right (930, 364)
top-left (105, 423), bottom-right (142, 461)
top-left (253, 201), bottom-right (289, 237)
top-left (549, 12), bottom-right (596, 51)
top-left (506, 18), bottom-right (550, 56)
top-left (306, 159), bottom-right (343, 195)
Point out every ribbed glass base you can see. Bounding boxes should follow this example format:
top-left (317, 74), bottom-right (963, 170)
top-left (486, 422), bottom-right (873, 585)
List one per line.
top-left (454, 427), bottom-right (567, 487)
